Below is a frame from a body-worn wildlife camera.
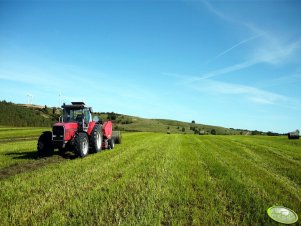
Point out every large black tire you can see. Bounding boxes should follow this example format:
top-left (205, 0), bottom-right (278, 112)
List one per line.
top-left (59, 147), bottom-right (66, 156)
top-left (108, 138), bottom-right (115, 149)
top-left (112, 131), bottom-right (122, 144)
top-left (90, 124), bottom-right (102, 153)
top-left (59, 142), bottom-right (71, 156)
top-left (37, 131), bottom-right (54, 157)
top-left (75, 132), bottom-right (89, 158)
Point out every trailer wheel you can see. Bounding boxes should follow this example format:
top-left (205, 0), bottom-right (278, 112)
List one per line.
top-left (37, 131), bottom-right (54, 157)
top-left (112, 131), bottom-right (122, 144)
top-left (90, 125), bottom-right (102, 153)
top-left (109, 138), bottom-right (115, 149)
top-left (75, 132), bottom-right (89, 158)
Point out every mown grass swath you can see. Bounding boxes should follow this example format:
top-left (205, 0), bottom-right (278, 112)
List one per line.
top-left (0, 127), bottom-right (49, 140)
top-left (0, 130), bottom-right (300, 225)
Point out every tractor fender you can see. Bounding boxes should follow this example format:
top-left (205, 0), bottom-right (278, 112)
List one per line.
top-left (87, 121), bottom-right (97, 135)
top-left (102, 121), bottom-right (113, 139)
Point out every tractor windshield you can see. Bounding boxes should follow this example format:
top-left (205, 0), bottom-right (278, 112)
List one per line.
top-left (62, 108), bottom-right (91, 125)
top-left (63, 109), bottom-right (84, 123)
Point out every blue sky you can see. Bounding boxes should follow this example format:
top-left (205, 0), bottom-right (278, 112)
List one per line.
top-left (0, 0), bottom-right (300, 133)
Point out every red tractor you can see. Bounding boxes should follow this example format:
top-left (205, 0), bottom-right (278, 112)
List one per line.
top-left (37, 102), bottom-right (121, 157)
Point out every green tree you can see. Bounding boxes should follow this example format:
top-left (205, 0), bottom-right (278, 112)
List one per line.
top-left (43, 105), bottom-right (49, 114)
top-left (107, 112), bottom-right (117, 120)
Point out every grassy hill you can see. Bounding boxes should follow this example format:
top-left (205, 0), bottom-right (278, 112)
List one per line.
top-left (96, 112), bottom-right (264, 135)
top-left (0, 100), bottom-right (267, 135)
top-left (0, 101), bottom-right (59, 127)
top-left (102, 114), bottom-right (240, 135)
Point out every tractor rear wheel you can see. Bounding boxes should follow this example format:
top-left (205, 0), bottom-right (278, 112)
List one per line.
top-left (75, 132), bottom-right (89, 158)
top-left (37, 131), bottom-right (54, 157)
top-left (108, 138), bottom-right (115, 149)
top-left (90, 125), bottom-right (102, 153)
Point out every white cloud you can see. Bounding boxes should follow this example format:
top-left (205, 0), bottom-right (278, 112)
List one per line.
top-left (187, 37), bottom-right (301, 81)
top-left (195, 79), bottom-right (288, 105)
top-left (163, 72), bottom-right (299, 107)
top-left (201, 0), bottom-right (232, 23)
top-left (200, 0), bottom-right (301, 79)
top-left (0, 68), bottom-right (54, 85)
top-left (252, 39), bottom-right (301, 65)
top-left (192, 60), bottom-right (258, 80)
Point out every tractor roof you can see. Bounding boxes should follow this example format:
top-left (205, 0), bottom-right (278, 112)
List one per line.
top-left (71, 102), bottom-right (85, 105)
top-left (62, 102), bottom-right (87, 109)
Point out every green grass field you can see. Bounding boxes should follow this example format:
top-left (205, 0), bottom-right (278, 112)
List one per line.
top-left (0, 128), bottom-right (300, 225)
top-left (0, 126), bottom-right (49, 140)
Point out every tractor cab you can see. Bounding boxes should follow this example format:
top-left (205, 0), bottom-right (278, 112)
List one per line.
top-left (62, 102), bottom-right (92, 131)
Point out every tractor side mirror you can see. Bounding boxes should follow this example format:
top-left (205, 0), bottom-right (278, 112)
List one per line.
top-left (92, 116), bottom-right (102, 124)
top-left (93, 116), bottom-right (99, 122)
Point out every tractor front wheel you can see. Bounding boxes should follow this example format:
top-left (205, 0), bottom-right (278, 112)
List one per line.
top-left (37, 131), bottom-right (54, 157)
top-left (59, 148), bottom-right (65, 156)
top-left (75, 132), bottom-right (89, 158)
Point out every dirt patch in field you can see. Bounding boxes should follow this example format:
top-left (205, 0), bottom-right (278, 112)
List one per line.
top-left (0, 155), bottom-right (66, 180)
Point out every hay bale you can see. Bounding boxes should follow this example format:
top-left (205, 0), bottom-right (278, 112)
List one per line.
top-left (288, 130), bottom-right (300, 139)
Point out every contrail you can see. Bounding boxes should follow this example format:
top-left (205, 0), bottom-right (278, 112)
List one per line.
top-left (213, 33), bottom-right (264, 60)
